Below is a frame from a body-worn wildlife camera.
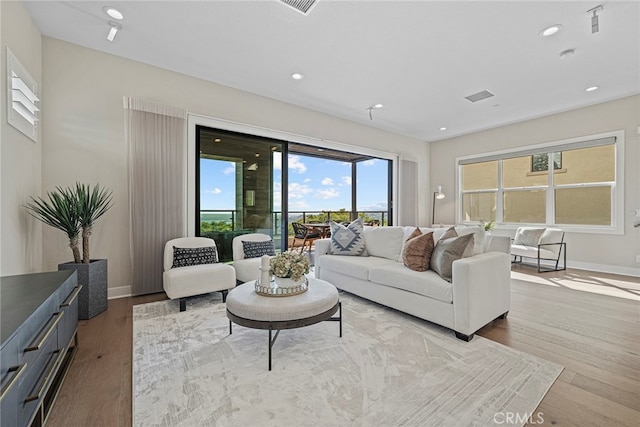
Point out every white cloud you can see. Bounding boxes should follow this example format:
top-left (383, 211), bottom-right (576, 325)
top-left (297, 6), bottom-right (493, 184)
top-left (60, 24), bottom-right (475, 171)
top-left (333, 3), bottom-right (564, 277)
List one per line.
top-left (288, 155), bottom-right (307, 174)
top-left (361, 159), bottom-right (379, 166)
top-left (222, 163), bottom-right (235, 175)
top-left (289, 200), bottom-right (310, 210)
top-left (314, 188), bottom-right (340, 199)
top-left (321, 177), bottom-right (334, 185)
top-left (341, 176), bottom-right (352, 185)
top-left (303, 178), bottom-right (312, 183)
top-left (204, 188), bottom-right (222, 194)
top-left (288, 182), bottom-right (313, 199)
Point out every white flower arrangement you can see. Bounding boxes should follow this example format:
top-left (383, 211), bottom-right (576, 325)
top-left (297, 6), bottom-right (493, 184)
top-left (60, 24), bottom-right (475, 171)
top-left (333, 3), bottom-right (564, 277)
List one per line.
top-left (269, 251), bottom-right (310, 281)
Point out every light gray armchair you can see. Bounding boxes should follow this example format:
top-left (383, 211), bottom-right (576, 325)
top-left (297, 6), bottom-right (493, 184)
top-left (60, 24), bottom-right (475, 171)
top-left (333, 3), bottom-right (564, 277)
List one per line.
top-left (232, 233), bottom-right (274, 283)
top-left (511, 227), bottom-right (566, 272)
top-left (163, 237), bottom-right (236, 311)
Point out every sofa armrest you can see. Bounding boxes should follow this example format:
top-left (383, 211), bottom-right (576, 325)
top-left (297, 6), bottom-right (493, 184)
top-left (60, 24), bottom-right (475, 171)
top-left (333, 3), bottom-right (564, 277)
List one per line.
top-left (314, 238), bottom-right (331, 255)
top-left (313, 239), bottom-right (331, 279)
top-left (451, 252), bottom-right (511, 336)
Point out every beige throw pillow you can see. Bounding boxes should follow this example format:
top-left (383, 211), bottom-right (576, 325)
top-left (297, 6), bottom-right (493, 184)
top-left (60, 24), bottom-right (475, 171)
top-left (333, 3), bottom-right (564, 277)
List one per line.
top-left (430, 234), bottom-right (474, 282)
top-left (402, 228), bottom-right (435, 272)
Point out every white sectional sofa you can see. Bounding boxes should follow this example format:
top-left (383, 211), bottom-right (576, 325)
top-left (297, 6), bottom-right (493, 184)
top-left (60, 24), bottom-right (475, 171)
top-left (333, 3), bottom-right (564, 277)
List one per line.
top-left (314, 226), bottom-right (511, 341)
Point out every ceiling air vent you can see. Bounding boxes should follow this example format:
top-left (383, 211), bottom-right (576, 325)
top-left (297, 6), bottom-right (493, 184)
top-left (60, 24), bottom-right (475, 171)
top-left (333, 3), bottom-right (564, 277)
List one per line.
top-left (465, 90), bottom-right (495, 103)
top-left (279, 0), bottom-right (318, 15)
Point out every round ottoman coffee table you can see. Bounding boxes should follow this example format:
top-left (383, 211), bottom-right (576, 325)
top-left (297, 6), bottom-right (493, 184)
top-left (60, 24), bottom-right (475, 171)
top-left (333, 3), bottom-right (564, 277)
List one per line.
top-left (226, 277), bottom-right (341, 370)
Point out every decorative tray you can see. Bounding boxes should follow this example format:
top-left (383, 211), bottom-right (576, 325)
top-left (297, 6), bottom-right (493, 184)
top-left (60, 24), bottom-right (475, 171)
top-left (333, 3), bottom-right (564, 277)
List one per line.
top-left (254, 277), bottom-right (308, 297)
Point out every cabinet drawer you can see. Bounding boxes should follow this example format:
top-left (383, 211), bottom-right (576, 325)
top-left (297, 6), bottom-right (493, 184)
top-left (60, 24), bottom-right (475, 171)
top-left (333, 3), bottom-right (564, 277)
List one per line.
top-left (20, 310), bottom-right (64, 369)
top-left (1, 336), bottom-right (23, 427)
top-left (18, 330), bottom-right (62, 427)
top-left (58, 285), bottom-right (81, 348)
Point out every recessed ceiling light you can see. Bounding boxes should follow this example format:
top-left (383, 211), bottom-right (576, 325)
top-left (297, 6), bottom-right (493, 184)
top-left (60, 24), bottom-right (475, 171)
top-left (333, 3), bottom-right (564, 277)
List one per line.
top-left (540, 24), bottom-right (562, 37)
top-left (103, 6), bottom-right (124, 20)
top-left (291, 72), bottom-right (304, 80)
top-left (440, 127), bottom-right (447, 131)
top-left (586, 85), bottom-right (599, 92)
top-left (373, 103), bottom-right (384, 109)
top-left (214, 138), bottom-right (221, 142)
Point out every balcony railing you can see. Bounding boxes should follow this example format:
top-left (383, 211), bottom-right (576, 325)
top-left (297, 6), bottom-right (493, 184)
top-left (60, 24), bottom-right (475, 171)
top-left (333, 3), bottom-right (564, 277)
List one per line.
top-left (199, 209), bottom-right (388, 261)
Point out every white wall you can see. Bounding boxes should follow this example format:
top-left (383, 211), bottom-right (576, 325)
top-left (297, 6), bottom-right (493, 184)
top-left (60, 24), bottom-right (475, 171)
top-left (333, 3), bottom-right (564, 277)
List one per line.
top-left (1, 0), bottom-right (43, 275)
top-left (430, 95), bottom-right (640, 276)
top-left (41, 37), bottom-right (429, 296)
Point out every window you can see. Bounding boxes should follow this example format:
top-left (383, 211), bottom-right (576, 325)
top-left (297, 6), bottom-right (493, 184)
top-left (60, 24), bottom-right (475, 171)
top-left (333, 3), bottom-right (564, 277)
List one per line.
top-left (458, 132), bottom-right (623, 233)
top-left (6, 48), bottom-right (39, 142)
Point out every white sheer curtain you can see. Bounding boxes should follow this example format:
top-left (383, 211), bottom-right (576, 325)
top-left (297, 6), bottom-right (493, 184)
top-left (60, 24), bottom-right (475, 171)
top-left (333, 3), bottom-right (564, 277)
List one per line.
top-left (398, 159), bottom-right (418, 226)
top-left (124, 97), bottom-right (187, 295)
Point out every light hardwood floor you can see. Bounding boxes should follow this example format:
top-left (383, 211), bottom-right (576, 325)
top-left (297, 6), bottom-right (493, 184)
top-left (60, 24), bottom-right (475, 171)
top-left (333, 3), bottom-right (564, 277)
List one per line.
top-left (46, 266), bottom-right (639, 427)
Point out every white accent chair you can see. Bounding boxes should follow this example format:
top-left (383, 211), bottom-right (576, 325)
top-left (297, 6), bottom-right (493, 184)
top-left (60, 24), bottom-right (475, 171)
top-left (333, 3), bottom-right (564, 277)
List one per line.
top-left (163, 237), bottom-right (236, 311)
top-left (232, 233), bottom-right (273, 283)
top-left (511, 227), bottom-right (566, 272)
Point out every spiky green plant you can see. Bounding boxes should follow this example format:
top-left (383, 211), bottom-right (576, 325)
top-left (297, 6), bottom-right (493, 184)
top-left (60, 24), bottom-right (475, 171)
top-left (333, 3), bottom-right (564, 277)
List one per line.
top-left (74, 183), bottom-right (113, 264)
top-left (25, 187), bottom-right (82, 263)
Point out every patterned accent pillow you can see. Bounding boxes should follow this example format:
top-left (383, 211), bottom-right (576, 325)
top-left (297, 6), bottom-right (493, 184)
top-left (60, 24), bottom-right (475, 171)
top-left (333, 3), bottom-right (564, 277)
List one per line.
top-left (429, 234), bottom-right (474, 282)
top-left (172, 246), bottom-right (218, 268)
top-left (402, 228), bottom-right (435, 272)
top-left (514, 228), bottom-right (546, 247)
top-left (329, 218), bottom-right (368, 256)
top-left (242, 239), bottom-right (276, 259)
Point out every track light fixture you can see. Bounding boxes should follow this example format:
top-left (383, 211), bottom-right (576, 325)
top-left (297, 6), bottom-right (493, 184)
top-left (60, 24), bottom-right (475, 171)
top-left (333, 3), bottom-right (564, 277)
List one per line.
top-left (107, 21), bottom-right (121, 42)
top-left (366, 104), bottom-right (384, 120)
top-left (587, 5), bottom-right (603, 34)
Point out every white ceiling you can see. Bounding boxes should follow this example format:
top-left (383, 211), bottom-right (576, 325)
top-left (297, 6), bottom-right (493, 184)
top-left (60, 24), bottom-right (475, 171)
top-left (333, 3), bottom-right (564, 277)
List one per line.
top-left (23, 0), bottom-right (640, 142)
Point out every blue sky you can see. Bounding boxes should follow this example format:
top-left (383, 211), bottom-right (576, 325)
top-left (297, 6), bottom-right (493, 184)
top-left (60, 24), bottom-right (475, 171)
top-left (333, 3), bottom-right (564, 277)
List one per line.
top-left (200, 154), bottom-right (388, 212)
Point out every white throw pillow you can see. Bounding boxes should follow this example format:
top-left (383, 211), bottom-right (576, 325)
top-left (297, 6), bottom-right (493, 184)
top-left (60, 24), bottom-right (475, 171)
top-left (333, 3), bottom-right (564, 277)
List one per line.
top-left (363, 226), bottom-right (404, 261)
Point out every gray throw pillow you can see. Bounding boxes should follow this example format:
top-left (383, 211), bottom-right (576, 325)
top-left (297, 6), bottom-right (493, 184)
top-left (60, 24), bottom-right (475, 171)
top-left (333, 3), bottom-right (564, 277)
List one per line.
top-left (429, 234), bottom-right (474, 282)
top-left (514, 228), bottom-right (546, 247)
top-left (242, 239), bottom-right (276, 259)
top-left (329, 218), bottom-right (368, 256)
top-left (172, 246), bottom-right (218, 268)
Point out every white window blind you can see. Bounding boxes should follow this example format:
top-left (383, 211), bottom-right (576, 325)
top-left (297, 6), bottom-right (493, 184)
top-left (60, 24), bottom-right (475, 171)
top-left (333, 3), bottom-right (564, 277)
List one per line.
top-left (6, 47), bottom-right (39, 142)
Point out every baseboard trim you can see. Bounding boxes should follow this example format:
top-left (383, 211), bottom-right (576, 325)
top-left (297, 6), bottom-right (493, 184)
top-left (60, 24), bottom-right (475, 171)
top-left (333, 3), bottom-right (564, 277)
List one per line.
top-left (108, 285), bottom-right (131, 300)
top-left (567, 261), bottom-right (640, 278)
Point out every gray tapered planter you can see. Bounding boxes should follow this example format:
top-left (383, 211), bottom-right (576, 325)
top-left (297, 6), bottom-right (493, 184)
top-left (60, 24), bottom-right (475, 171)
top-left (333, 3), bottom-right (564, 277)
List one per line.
top-left (58, 259), bottom-right (108, 319)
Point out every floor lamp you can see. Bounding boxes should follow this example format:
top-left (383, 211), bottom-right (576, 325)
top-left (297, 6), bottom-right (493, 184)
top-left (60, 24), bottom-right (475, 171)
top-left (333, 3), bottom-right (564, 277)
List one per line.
top-left (432, 186), bottom-right (445, 226)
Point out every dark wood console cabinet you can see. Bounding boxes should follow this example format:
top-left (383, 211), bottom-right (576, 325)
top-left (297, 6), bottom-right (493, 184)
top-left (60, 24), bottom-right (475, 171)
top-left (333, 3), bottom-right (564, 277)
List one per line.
top-left (1, 271), bottom-right (80, 427)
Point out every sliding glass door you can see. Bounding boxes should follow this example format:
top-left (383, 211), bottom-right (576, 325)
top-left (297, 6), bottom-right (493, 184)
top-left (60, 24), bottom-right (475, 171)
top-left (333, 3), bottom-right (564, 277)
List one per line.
top-left (196, 126), bottom-right (284, 261)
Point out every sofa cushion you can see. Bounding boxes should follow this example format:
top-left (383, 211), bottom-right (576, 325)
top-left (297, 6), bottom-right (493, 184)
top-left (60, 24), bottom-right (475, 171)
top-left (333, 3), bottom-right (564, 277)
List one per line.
top-left (242, 239), bottom-right (276, 259)
top-left (513, 228), bottom-right (545, 246)
top-left (430, 234), bottom-right (474, 282)
top-left (402, 228), bottom-right (434, 272)
top-left (329, 218), bottom-right (368, 256)
top-left (318, 255), bottom-right (395, 281)
top-left (368, 263), bottom-right (453, 303)
top-left (511, 244), bottom-right (557, 260)
top-left (172, 246), bottom-right (218, 268)
top-left (363, 226), bottom-right (404, 260)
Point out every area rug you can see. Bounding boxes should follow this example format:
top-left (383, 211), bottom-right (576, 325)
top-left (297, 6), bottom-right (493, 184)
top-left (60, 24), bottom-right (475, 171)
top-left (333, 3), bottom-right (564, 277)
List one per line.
top-left (133, 292), bottom-right (562, 427)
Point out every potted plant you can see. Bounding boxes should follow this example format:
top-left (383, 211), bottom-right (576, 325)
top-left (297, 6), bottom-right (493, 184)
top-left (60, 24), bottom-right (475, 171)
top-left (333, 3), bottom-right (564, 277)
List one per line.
top-left (479, 220), bottom-right (496, 232)
top-left (25, 183), bottom-right (113, 319)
